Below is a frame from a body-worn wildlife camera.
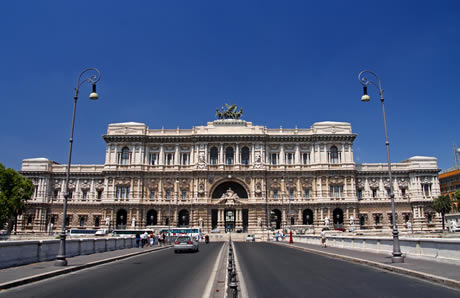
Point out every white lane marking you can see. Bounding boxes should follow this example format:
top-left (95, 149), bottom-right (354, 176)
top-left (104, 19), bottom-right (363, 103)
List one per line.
top-left (202, 243), bottom-right (226, 298)
top-left (232, 243), bottom-right (249, 298)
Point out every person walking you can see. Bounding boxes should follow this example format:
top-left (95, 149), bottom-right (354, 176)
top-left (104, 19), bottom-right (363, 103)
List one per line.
top-left (149, 232), bottom-right (155, 247)
top-left (135, 232), bottom-right (140, 248)
top-left (161, 232), bottom-right (166, 246)
top-left (320, 229), bottom-right (327, 248)
top-left (141, 231), bottom-right (148, 248)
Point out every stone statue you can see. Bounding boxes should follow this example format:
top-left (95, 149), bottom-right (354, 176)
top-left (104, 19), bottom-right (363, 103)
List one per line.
top-left (450, 220), bottom-right (458, 231)
top-left (198, 152), bottom-right (206, 169)
top-left (105, 216), bottom-right (110, 227)
top-left (131, 217), bottom-right (136, 228)
top-left (219, 188), bottom-right (240, 205)
top-left (324, 216), bottom-right (330, 228)
top-left (349, 216), bottom-right (354, 226)
top-left (406, 220), bottom-right (412, 231)
top-left (216, 104), bottom-right (243, 119)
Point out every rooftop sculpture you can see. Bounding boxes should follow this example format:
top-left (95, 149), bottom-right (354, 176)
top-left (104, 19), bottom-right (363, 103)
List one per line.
top-left (216, 104), bottom-right (243, 119)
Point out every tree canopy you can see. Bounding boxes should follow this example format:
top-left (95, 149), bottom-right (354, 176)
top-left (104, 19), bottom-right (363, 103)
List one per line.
top-left (432, 195), bottom-right (452, 231)
top-left (0, 163), bottom-right (34, 231)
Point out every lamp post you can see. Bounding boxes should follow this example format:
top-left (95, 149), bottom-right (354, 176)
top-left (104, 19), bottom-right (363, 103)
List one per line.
top-left (288, 190), bottom-right (293, 244)
top-left (265, 173), bottom-right (270, 241)
top-left (55, 68), bottom-right (101, 266)
top-left (358, 70), bottom-right (404, 263)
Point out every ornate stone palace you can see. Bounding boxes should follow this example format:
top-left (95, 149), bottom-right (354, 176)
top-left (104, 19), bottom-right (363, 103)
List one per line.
top-left (20, 116), bottom-right (441, 233)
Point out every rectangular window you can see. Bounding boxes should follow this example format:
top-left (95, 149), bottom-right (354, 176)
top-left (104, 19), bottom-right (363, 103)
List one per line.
top-left (401, 188), bottom-right (406, 196)
top-left (273, 189), bottom-right (278, 199)
top-left (357, 189), bottom-right (362, 199)
top-left (54, 190), bottom-right (59, 199)
top-left (181, 191), bottom-right (187, 200)
top-left (423, 184), bottom-right (431, 196)
top-left (68, 191), bottom-right (73, 200)
top-left (289, 189), bottom-right (295, 199)
top-left (270, 153), bottom-right (279, 165)
top-left (181, 153), bottom-right (189, 165)
top-left (286, 153), bottom-right (294, 165)
top-left (150, 190), bottom-right (155, 199)
top-left (97, 190), bottom-right (103, 200)
top-left (304, 189), bottom-right (310, 199)
top-left (302, 153), bottom-right (310, 165)
top-left (329, 185), bottom-right (343, 198)
top-left (82, 191), bottom-right (87, 200)
top-left (386, 189), bottom-right (391, 197)
top-left (116, 187), bottom-right (129, 199)
top-left (372, 189), bottom-right (377, 198)
top-left (149, 153), bottom-right (158, 165)
top-left (165, 153), bottom-right (174, 165)
top-left (166, 190), bottom-right (171, 200)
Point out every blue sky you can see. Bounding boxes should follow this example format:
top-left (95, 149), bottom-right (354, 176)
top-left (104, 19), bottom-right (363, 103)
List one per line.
top-left (0, 0), bottom-right (459, 171)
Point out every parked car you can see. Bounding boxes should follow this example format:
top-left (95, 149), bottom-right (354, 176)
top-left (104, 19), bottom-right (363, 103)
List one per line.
top-left (174, 236), bottom-right (199, 253)
top-left (246, 234), bottom-right (255, 242)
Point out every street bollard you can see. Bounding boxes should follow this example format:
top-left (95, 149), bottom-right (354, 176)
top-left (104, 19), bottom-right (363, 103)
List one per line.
top-left (229, 281), bottom-right (238, 298)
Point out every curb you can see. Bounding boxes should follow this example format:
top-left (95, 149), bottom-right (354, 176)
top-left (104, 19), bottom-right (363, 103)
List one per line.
top-left (276, 242), bottom-right (460, 290)
top-left (0, 246), bottom-right (171, 290)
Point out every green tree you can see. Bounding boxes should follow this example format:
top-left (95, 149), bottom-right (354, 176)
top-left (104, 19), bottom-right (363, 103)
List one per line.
top-left (0, 163), bottom-right (34, 233)
top-left (432, 195), bottom-right (452, 231)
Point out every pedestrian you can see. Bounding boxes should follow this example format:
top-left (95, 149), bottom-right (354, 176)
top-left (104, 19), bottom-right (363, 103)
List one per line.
top-left (141, 231), bottom-right (148, 248)
top-left (135, 232), bottom-right (140, 248)
top-left (150, 232), bottom-right (155, 247)
top-left (157, 233), bottom-right (161, 246)
top-left (162, 232), bottom-right (166, 245)
top-left (320, 229), bottom-right (327, 248)
top-left (275, 231), bottom-right (279, 242)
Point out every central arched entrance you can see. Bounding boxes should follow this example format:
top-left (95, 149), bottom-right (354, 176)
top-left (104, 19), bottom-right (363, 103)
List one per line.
top-left (225, 209), bottom-right (236, 232)
top-left (212, 181), bottom-right (248, 199)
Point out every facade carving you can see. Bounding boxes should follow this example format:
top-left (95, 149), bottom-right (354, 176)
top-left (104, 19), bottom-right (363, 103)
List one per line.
top-left (19, 119), bottom-right (441, 233)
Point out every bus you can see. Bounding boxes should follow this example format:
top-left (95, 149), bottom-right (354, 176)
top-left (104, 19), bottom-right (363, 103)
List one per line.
top-left (159, 228), bottom-right (202, 239)
top-left (67, 229), bottom-right (99, 236)
top-left (111, 229), bottom-right (154, 238)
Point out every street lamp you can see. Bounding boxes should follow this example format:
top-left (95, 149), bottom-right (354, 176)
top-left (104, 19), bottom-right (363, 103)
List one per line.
top-left (55, 68), bottom-right (101, 266)
top-left (265, 173), bottom-right (270, 241)
top-left (358, 70), bottom-right (404, 263)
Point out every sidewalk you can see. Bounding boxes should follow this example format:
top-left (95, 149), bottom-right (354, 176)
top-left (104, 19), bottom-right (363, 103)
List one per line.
top-left (0, 244), bottom-right (170, 290)
top-left (275, 240), bottom-right (460, 289)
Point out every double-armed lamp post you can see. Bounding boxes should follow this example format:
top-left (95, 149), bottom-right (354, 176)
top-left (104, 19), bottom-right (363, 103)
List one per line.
top-left (55, 68), bottom-right (101, 266)
top-left (358, 70), bottom-right (404, 263)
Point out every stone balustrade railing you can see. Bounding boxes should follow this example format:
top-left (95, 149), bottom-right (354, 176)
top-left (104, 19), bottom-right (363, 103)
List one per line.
top-left (0, 237), bottom-right (135, 269)
top-left (293, 234), bottom-right (460, 263)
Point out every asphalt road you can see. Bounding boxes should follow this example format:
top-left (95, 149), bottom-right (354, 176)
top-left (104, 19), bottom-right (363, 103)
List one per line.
top-left (0, 242), bottom-right (224, 298)
top-left (234, 242), bottom-right (460, 298)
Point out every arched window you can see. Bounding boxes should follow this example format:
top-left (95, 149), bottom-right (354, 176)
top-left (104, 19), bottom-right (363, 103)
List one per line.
top-left (303, 209), bottom-right (314, 225)
top-left (146, 209), bottom-right (158, 226)
top-left (226, 147), bottom-right (234, 165)
top-left (210, 147), bottom-right (218, 165)
top-left (241, 147), bottom-right (250, 165)
top-left (121, 147), bottom-right (130, 165)
top-left (329, 146), bottom-right (339, 164)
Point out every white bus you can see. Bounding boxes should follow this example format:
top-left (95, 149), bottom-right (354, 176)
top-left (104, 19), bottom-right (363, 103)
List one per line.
top-left (112, 229), bottom-right (154, 238)
top-left (159, 228), bottom-right (202, 239)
